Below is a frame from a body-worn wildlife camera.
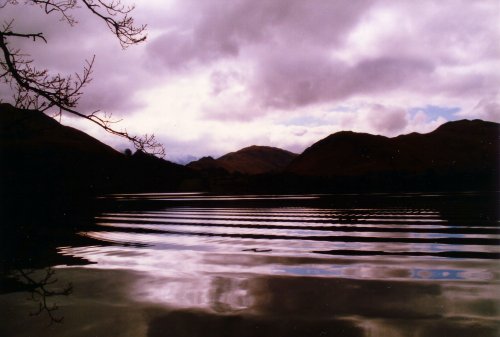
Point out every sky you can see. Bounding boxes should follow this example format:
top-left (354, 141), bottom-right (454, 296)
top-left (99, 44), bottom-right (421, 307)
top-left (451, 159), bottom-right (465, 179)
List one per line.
top-left (1, 0), bottom-right (499, 163)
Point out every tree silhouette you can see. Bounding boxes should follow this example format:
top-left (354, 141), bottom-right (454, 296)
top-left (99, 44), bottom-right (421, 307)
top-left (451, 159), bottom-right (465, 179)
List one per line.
top-left (0, 0), bottom-right (165, 156)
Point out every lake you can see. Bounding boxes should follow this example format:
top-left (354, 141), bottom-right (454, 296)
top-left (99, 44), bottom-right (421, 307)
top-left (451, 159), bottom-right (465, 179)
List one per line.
top-left (1, 192), bottom-right (499, 337)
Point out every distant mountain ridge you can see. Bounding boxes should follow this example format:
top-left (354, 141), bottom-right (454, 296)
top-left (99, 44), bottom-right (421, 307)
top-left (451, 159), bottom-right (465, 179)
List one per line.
top-left (187, 145), bottom-right (297, 174)
top-left (1, 103), bottom-right (498, 197)
top-left (0, 103), bottom-right (196, 199)
top-left (286, 119), bottom-right (499, 178)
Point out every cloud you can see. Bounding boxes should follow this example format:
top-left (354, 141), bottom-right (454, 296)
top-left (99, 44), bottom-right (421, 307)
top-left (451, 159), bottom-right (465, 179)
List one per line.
top-left (250, 53), bottom-right (434, 109)
top-left (146, 0), bottom-right (372, 70)
top-left (292, 128), bottom-right (308, 137)
top-left (366, 105), bottom-right (408, 134)
top-left (336, 103), bottom-right (451, 137)
top-left (338, 104), bottom-right (408, 136)
top-left (465, 93), bottom-right (500, 122)
top-left (0, 3), bottom-right (155, 115)
top-left (141, 0), bottom-right (499, 122)
top-left (2, 0), bottom-right (499, 160)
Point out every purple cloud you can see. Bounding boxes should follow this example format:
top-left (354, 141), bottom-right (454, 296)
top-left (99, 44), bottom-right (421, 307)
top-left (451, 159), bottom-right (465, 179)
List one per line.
top-left (143, 0), bottom-right (496, 120)
top-left (469, 94), bottom-right (500, 122)
top-left (366, 105), bottom-right (408, 134)
top-left (1, 0), bottom-right (499, 160)
top-left (251, 54), bottom-right (434, 109)
top-left (147, 0), bottom-right (373, 70)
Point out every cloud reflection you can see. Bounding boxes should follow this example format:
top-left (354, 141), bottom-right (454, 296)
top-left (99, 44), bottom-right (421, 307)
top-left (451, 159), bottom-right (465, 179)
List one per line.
top-left (54, 193), bottom-right (500, 336)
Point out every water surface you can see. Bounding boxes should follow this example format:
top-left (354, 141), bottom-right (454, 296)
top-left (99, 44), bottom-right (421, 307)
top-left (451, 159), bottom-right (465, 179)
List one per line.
top-left (1, 192), bottom-right (499, 336)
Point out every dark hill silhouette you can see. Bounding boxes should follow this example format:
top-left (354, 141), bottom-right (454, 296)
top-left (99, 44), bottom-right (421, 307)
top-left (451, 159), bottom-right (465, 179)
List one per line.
top-left (254, 119), bottom-right (500, 193)
top-left (286, 120), bottom-right (499, 178)
top-left (187, 156), bottom-right (227, 172)
top-left (188, 145), bottom-right (297, 175)
top-left (1, 103), bottom-right (497, 199)
top-left (0, 103), bottom-right (198, 203)
top-left (0, 103), bottom-right (120, 156)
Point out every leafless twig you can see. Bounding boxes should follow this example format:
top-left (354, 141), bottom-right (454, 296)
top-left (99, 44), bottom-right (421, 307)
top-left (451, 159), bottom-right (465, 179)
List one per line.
top-left (0, 1), bottom-right (165, 156)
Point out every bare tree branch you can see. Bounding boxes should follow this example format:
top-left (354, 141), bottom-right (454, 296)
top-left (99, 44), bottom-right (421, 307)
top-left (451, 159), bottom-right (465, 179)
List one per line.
top-left (79, 0), bottom-right (147, 48)
top-left (0, 1), bottom-right (164, 157)
top-left (22, 0), bottom-right (147, 47)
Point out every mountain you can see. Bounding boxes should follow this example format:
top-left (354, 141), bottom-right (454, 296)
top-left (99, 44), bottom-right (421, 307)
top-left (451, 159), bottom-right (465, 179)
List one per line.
top-left (188, 145), bottom-right (298, 175)
top-left (0, 103), bottom-right (197, 200)
top-left (0, 103), bottom-right (120, 156)
top-left (286, 120), bottom-right (499, 187)
top-left (1, 102), bottom-right (497, 199)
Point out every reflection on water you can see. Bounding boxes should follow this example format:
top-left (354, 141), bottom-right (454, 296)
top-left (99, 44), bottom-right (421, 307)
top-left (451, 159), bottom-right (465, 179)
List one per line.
top-left (12, 268), bottom-right (73, 324)
top-left (1, 192), bottom-right (499, 336)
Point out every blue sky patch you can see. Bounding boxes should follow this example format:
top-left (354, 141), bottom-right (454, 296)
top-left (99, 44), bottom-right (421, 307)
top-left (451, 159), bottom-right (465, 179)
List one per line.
top-left (409, 105), bottom-right (461, 121)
